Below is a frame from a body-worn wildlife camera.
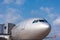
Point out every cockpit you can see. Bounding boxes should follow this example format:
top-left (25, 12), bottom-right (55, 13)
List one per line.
top-left (32, 19), bottom-right (47, 23)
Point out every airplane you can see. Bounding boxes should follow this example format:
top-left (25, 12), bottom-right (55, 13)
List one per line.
top-left (11, 18), bottom-right (51, 40)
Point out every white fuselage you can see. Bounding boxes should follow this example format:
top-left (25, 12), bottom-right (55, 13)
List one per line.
top-left (11, 18), bottom-right (51, 40)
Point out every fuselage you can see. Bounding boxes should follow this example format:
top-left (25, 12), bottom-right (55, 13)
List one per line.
top-left (11, 18), bottom-right (51, 40)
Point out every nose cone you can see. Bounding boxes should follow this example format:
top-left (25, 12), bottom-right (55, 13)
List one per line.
top-left (32, 22), bottom-right (51, 31)
top-left (38, 22), bottom-right (51, 39)
top-left (40, 22), bottom-right (51, 30)
top-left (25, 22), bottom-right (51, 39)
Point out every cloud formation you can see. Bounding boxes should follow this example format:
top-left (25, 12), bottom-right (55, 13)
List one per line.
top-left (2, 0), bottom-right (13, 4)
top-left (48, 14), bottom-right (57, 19)
top-left (53, 17), bottom-right (60, 26)
top-left (2, 0), bottom-right (25, 5)
top-left (40, 7), bottom-right (53, 14)
top-left (15, 0), bottom-right (25, 5)
top-left (40, 7), bottom-right (56, 19)
top-left (0, 8), bottom-right (23, 24)
top-left (5, 8), bottom-right (23, 23)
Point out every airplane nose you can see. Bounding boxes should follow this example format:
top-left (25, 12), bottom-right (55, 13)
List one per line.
top-left (39, 22), bottom-right (51, 30)
top-left (39, 22), bottom-right (51, 33)
top-left (39, 23), bottom-right (51, 39)
top-left (43, 23), bottom-right (51, 29)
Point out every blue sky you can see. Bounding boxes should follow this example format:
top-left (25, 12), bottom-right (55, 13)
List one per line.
top-left (0, 0), bottom-right (60, 40)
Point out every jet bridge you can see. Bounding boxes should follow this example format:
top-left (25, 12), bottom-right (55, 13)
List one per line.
top-left (0, 23), bottom-right (15, 40)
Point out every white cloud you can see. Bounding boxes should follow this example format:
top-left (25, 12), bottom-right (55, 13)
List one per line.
top-left (53, 17), bottom-right (60, 26)
top-left (3, 8), bottom-right (23, 24)
top-left (2, 0), bottom-right (14, 4)
top-left (15, 0), bottom-right (25, 5)
top-left (48, 14), bottom-right (57, 19)
top-left (40, 6), bottom-right (53, 13)
top-left (40, 6), bottom-right (56, 19)
top-left (2, 0), bottom-right (26, 5)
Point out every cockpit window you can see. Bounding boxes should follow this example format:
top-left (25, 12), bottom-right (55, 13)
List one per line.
top-left (33, 20), bottom-right (38, 23)
top-left (39, 20), bottom-right (47, 22)
top-left (32, 19), bottom-right (47, 23)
